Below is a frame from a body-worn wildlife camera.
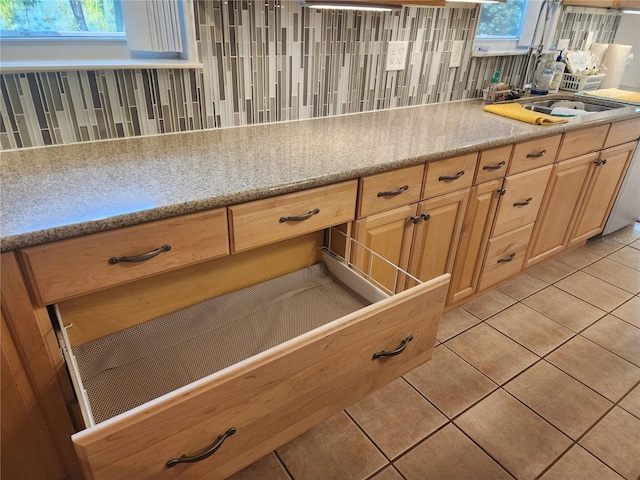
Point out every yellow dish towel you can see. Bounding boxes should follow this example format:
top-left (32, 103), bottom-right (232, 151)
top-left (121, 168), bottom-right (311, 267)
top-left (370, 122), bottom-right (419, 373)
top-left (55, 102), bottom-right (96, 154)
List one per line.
top-left (483, 103), bottom-right (568, 125)
top-left (584, 88), bottom-right (640, 105)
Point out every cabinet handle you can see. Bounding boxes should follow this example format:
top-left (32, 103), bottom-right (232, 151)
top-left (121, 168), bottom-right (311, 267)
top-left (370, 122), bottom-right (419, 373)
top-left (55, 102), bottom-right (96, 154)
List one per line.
top-left (279, 208), bottom-right (320, 223)
top-left (595, 158), bottom-right (608, 166)
top-left (526, 149), bottom-right (547, 158)
top-left (372, 335), bottom-right (413, 360)
top-left (377, 185), bottom-right (409, 197)
top-left (513, 197), bottom-right (533, 207)
top-left (497, 253), bottom-right (516, 264)
top-left (166, 427), bottom-right (236, 468)
top-left (439, 171), bottom-right (465, 181)
top-left (421, 213), bottom-right (431, 221)
top-left (108, 244), bottom-right (171, 264)
top-left (483, 161), bottom-right (506, 171)
top-left (410, 215), bottom-right (422, 224)
top-left (498, 189), bottom-right (507, 196)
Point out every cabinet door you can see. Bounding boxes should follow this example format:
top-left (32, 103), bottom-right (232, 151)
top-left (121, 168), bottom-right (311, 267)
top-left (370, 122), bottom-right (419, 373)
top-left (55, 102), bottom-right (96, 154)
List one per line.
top-left (352, 204), bottom-right (417, 293)
top-left (525, 152), bottom-right (598, 268)
top-left (448, 180), bottom-right (502, 305)
top-left (407, 189), bottom-right (469, 287)
top-left (569, 141), bottom-right (637, 246)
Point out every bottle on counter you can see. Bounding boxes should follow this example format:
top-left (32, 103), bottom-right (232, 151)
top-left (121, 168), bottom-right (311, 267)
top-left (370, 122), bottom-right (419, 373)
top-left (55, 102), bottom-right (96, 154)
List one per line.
top-left (485, 69), bottom-right (502, 103)
top-left (531, 52), bottom-right (555, 95)
top-left (548, 51), bottom-right (565, 94)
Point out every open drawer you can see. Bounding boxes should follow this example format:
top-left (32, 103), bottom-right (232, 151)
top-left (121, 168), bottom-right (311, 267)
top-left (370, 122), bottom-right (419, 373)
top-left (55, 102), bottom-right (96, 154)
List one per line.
top-left (53, 231), bottom-right (450, 480)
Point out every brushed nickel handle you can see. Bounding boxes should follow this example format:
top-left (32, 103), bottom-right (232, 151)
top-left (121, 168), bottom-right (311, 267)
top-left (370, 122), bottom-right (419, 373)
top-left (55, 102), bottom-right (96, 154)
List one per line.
top-left (595, 158), bottom-right (608, 166)
top-left (513, 197), bottom-right (533, 207)
top-left (108, 244), bottom-right (171, 264)
top-left (279, 208), bottom-right (320, 223)
top-left (483, 161), bottom-right (506, 171)
top-left (377, 185), bottom-right (409, 197)
top-left (410, 215), bottom-right (422, 225)
top-left (526, 149), bottom-right (547, 158)
top-left (439, 171), bottom-right (465, 181)
top-left (373, 335), bottom-right (413, 360)
top-left (497, 253), bottom-right (516, 263)
top-left (166, 428), bottom-right (236, 468)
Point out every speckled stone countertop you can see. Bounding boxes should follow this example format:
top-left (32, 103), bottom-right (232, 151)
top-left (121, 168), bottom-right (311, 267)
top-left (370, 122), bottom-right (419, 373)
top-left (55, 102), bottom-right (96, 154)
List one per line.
top-left (2, 95), bottom-right (639, 251)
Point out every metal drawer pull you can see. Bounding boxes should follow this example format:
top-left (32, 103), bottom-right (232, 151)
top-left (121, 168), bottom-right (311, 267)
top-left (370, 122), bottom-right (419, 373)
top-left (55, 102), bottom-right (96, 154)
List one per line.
top-left (410, 216), bottom-right (422, 225)
top-left (108, 244), bottom-right (171, 264)
top-left (439, 171), bottom-right (465, 181)
top-left (483, 161), bottom-right (506, 171)
top-left (372, 335), bottom-right (413, 360)
top-left (279, 208), bottom-right (320, 223)
top-left (513, 197), bottom-right (533, 207)
top-left (166, 427), bottom-right (236, 468)
top-left (377, 185), bottom-right (409, 197)
top-left (498, 253), bottom-right (516, 264)
top-left (421, 213), bottom-right (431, 221)
top-left (498, 189), bottom-right (507, 196)
top-left (595, 158), bottom-right (608, 166)
top-left (526, 149), bottom-right (547, 158)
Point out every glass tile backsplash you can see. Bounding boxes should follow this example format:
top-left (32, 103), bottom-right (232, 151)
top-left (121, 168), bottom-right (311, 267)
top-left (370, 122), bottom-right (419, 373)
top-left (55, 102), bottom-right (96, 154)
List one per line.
top-left (0, 1), bottom-right (619, 150)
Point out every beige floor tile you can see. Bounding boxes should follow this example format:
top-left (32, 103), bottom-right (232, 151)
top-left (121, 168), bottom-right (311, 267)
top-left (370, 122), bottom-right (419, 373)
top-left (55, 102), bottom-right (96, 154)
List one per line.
top-left (555, 247), bottom-right (602, 269)
top-left (555, 271), bottom-right (632, 312)
top-left (446, 323), bottom-right (538, 384)
top-left (227, 453), bottom-right (291, 480)
top-left (346, 378), bottom-right (447, 459)
top-left (527, 259), bottom-right (576, 284)
top-left (619, 384), bottom-right (640, 420)
top-left (461, 289), bottom-right (516, 320)
top-left (404, 345), bottom-right (497, 419)
top-left (504, 361), bottom-right (612, 440)
top-left (546, 336), bottom-right (640, 402)
top-left (611, 296), bottom-right (640, 327)
top-left (605, 225), bottom-right (640, 245)
top-left (583, 258), bottom-right (640, 294)
top-left (538, 445), bottom-right (624, 480)
top-left (629, 238), bottom-right (640, 250)
top-left (583, 236), bottom-right (625, 256)
top-left (455, 389), bottom-right (571, 480)
top-left (436, 307), bottom-right (481, 342)
top-left (522, 285), bottom-right (605, 332)
top-left (368, 466), bottom-right (403, 480)
top-left (581, 315), bottom-right (640, 367)
top-left (580, 407), bottom-right (640, 480)
top-left (486, 303), bottom-right (574, 356)
top-left (394, 424), bottom-right (512, 480)
top-left (276, 412), bottom-right (386, 480)
top-left (608, 246), bottom-right (640, 271)
top-left (496, 273), bottom-right (548, 300)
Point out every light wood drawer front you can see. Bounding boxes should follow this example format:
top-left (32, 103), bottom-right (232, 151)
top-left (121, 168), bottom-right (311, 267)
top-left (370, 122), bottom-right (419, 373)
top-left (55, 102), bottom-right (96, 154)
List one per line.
top-left (229, 181), bottom-right (357, 253)
top-left (18, 209), bottom-right (229, 306)
top-left (557, 124), bottom-right (610, 161)
top-left (358, 165), bottom-right (424, 218)
top-left (71, 274), bottom-right (450, 480)
top-left (492, 165), bottom-right (552, 238)
top-left (480, 223), bottom-right (533, 291)
top-left (509, 135), bottom-right (561, 175)
top-left (604, 118), bottom-right (640, 148)
top-left (422, 153), bottom-right (477, 199)
top-left (475, 145), bottom-right (512, 184)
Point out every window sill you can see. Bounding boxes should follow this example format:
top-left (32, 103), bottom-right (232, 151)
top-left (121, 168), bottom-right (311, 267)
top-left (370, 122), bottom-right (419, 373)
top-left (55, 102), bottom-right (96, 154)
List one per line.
top-left (0, 58), bottom-right (203, 73)
top-left (472, 49), bottom-right (529, 57)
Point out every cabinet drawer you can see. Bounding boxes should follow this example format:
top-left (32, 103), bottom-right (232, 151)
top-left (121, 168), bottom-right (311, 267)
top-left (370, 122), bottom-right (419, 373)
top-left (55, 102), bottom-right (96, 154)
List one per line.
top-left (557, 124), bottom-right (610, 162)
top-left (480, 223), bottom-right (534, 291)
top-left (18, 209), bottom-right (230, 306)
top-left (229, 180), bottom-right (357, 252)
top-left (492, 165), bottom-right (552, 238)
top-left (422, 153), bottom-right (477, 199)
top-left (509, 135), bottom-right (561, 175)
top-left (604, 118), bottom-right (640, 148)
top-left (358, 165), bottom-right (424, 218)
top-left (60, 250), bottom-right (449, 480)
top-left (475, 145), bottom-right (512, 184)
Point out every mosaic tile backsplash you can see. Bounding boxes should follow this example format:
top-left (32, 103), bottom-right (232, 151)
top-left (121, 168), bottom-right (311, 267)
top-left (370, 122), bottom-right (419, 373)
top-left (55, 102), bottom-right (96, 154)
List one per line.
top-left (0, 1), bottom-right (620, 150)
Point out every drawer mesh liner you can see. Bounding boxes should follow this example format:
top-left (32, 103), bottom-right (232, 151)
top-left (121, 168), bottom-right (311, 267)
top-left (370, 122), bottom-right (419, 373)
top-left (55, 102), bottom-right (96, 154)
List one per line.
top-left (72, 263), bottom-right (370, 424)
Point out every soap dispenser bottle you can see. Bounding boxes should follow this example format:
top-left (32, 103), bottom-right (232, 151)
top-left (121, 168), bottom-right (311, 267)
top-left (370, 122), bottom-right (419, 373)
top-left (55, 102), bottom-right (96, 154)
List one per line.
top-left (485, 69), bottom-right (502, 103)
top-left (548, 51), bottom-right (565, 94)
top-left (531, 52), bottom-right (555, 95)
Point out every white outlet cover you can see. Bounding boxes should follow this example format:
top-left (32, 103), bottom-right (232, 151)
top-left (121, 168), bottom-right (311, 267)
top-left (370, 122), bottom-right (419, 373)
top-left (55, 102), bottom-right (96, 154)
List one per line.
top-left (449, 40), bottom-right (464, 68)
top-left (557, 39), bottom-right (570, 52)
top-left (386, 41), bottom-right (409, 71)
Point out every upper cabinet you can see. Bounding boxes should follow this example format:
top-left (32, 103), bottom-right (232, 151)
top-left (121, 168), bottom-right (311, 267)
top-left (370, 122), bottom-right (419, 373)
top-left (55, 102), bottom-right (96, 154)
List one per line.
top-left (562, 0), bottom-right (640, 7)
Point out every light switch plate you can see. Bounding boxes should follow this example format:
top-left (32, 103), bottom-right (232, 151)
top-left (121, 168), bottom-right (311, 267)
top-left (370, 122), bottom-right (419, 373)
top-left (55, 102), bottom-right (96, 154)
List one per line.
top-left (386, 41), bottom-right (409, 71)
top-left (449, 40), bottom-right (464, 68)
top-left (557, 39), bottom-right (570, 52)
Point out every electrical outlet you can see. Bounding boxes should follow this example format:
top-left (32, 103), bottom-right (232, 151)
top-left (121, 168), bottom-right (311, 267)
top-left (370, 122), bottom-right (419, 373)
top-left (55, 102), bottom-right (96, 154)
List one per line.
top-left (386, 41), bottom-right (409, 71)
top-left (449, 40), bottom-right (464, 68)
top-left (557, 39), bottom-right (570, 52)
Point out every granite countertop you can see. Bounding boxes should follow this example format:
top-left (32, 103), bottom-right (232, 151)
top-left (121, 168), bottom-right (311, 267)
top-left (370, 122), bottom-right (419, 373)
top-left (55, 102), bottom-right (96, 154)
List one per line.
top-left (2, 95), bottom-right (639, 251)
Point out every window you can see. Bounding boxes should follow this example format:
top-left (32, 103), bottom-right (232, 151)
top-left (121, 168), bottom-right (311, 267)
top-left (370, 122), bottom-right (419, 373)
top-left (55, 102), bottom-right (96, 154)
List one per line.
top-left (473, 0), bottom-right (556, 56)
top-left (0, 0), bottom-right (199, 71)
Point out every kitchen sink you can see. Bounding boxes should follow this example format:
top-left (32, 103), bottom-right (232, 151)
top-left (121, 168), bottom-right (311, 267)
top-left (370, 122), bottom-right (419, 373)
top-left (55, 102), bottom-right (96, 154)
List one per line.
top-left (520, 99), bottom-right (623, 115)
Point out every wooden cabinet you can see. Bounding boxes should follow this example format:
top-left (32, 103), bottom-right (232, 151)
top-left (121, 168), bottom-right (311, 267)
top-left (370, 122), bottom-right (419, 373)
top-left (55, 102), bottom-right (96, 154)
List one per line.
top-left (562, 0), bottom-right (639, 7)
top-left (475, 145), bottom-right (512, 184)
top-left (509, 135), bottom-right (560, 175)
top-left (480, 224), bottom-right (534, 290)
top-left (357, 165), bottom-right (424, 218)
top-left (568, 141), bottom-right (637, 246)
top-left (525, 152), bottom-right (599, 268)
top-left (422, 153), bottom-right (477, 199)
top-left (557, 124), bottom-right (609, 162)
